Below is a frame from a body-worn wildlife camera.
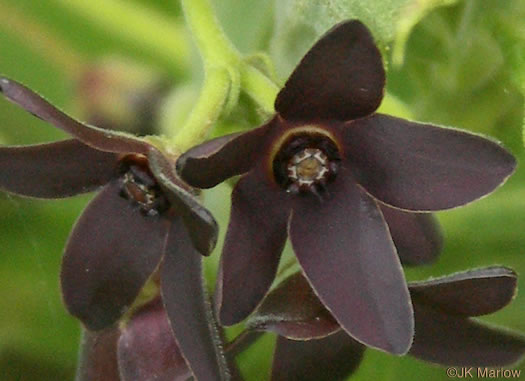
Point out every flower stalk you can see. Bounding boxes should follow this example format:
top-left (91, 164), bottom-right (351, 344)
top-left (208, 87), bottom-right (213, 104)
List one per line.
top-left (173, 0), bottom-right (279, 151)
top-left (173, 67), bottom-right (231, 152)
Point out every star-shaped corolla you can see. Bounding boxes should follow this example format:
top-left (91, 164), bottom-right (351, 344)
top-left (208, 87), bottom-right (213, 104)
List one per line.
top-left (0, 78), bottom-right (229, 380)
top-left (176, 20), bottom-right (516, 355)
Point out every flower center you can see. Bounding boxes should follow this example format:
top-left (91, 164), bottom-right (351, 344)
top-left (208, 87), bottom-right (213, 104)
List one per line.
top-left (287, 148), bottom-right (329, 185)
top-left (273, 132), bottom-right (340, 195)
top-left (118, 155), bottom-right (169, 216)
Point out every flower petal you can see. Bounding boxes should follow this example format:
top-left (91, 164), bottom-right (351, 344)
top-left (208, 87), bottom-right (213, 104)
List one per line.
top-left (271, 331), bottom-right (365, 381)
top-left (409, 267), bottom-right (517, 317)
top-left (343, 114), bottom-right (516, 211)
top-left (176, 120), bottom-right (275, 189)
top-left (61, 180), bottom-right (169, 330)
top-left (160, 221), bottom-right (230, 381)
top-left (118, 298), bottom-right (191, 381)
top-left (289, 171), bottom-right (414, 354)
top-left (76, 327), bottom-right (121, 381)
top-left (275, 20), bottom-right (384, 122)
top-left (247, 273), bottom-right (339, 340)
top-left (410, 303), bottom-right (525, 366)
top-left (0, 77), bottom-right (152, 154)
top-left (0, 139), bottom-right (118, 198)
top-left (148, 148), bottom-right (218, 256)
top-left (380, 206), bottom-right (443, 266)
top-left (217, 169), bottom-right (291, 326)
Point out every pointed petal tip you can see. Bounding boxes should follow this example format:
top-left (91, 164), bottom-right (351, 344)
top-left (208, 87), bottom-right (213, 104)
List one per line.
top-left (289, 174), bottom-right (414, 356)
top-left (344, 115), bottom-right (519, 211)
top-left (388, 331), bottom-right (414, 356)
top-left (337, 316), bottom-right (413, 356)
top-left (409, 266), bottom-right (519, 317)
top-left (0, 77), bottom-right (21, 99)
top-left (275, 19), bottom-right (385, 122)
top-left (491, 141), bottom-right (517, 186)
top-left (0, 77), bottom-right (7, 91)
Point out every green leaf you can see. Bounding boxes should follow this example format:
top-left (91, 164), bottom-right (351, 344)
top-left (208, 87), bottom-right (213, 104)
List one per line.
top-left (388, 0), bottom-right (524, 152)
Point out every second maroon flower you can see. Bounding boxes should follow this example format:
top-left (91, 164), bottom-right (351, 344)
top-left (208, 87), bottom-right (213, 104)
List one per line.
top-left (176, 20), bottom-right (516, 355)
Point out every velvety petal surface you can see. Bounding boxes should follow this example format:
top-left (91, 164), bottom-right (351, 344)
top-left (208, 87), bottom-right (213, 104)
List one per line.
top-left (289, 170), bottom-right (413, 354)
top-left (216, 168), bottom-right (291, 326)
top-left (76, 327), bottom-right (121, 381)
top-left (275, 20), bottom-right (384, 122)
top-left (343, 114), bottom-right (516, 211)
top-left (380, 206), bottom-right (443, 265)
top-left (160, 221), bottom-right (230, 381)
top-left (148, 147), bottom-right (218, 256)
top-left (0, 139), bottom-right (118, 198)
top-left (176, 120), bottom-right (275, 188)
top-left (409, 267), bottom-right (517, 316)
top-left (61, 180), bottom-right (169, 330)
top-left (410, 303), bottom-right (525, 366)
top-left (271, 331), bottom-right (365, 381)
top-left (118, 298), bottom-right (191, 381)
top-left (0, 77), bottom-right (152, 154)
top-left (247, 273), bottom-right (339, 340)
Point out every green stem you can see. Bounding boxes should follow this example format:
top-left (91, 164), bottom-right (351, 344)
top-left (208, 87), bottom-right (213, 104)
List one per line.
top-left (240, 64), bottom-right (279, 114)
top-left (173, 0), bottom-right (239, 149)
top-left (173, 67), bottom-right (231, 152)
top-left (54, 0), bottom-right (191, 74)
top-left (174, 0), bottom-right (280, 151)
top-left (181, 0), bottom-right (239, 65)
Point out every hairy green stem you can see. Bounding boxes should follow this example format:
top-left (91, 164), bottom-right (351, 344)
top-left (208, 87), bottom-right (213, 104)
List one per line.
top-left (240, 64), bottom-right (279, 115)
top-left (174, 0), bottom-right (280, 151)
top-left (174, 67), bottom-right (231, 152)
top-left (181, 0), bottom-right (239, 64)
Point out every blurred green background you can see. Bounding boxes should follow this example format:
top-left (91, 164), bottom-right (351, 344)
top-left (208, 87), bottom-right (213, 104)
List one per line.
top-left (0, 0), bottom-right (524, 380)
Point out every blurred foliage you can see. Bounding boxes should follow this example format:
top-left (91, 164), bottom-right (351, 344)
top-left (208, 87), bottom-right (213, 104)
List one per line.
top-left (270, 0), bottom-right (461, 78)
top-left (0, 0), bottom-right (524, 380)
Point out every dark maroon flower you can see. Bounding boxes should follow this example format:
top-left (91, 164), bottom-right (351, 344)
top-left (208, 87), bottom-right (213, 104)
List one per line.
top-left (176, 20), bottom-right (515, 354)
top-left (0, 78), bottom-right (229, 380)
top-left (248, 268), bottom-right (525, 381)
